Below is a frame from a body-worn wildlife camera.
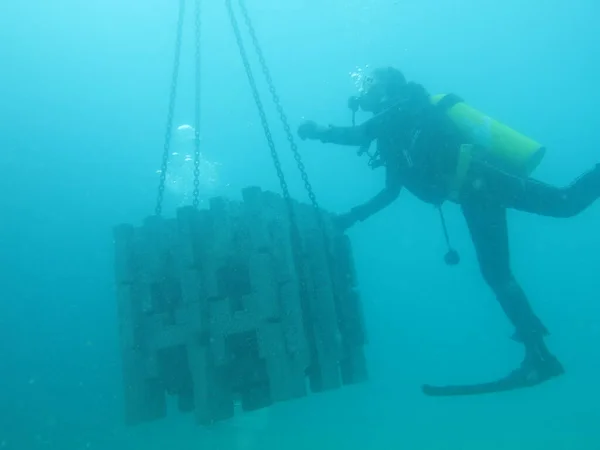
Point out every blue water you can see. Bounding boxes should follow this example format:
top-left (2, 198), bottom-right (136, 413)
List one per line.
top-left (1, 0), bottom-right (599, 448)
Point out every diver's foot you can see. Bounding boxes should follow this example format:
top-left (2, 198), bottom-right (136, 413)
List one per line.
top-left (512, 354), bottom-right (565, 386)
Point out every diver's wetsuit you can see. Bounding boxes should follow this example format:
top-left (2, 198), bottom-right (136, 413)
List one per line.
top-left (460, 160), bottom-right (600, 345)
top-left (316, 85), bottom-right (600, 350)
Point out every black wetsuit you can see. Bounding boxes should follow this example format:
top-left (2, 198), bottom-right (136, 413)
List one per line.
top-left (317, 87), bottom-right (600, 349)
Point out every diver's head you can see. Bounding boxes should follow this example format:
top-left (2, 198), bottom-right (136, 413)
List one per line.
top-left (354, 67), bottom-right (407, 114)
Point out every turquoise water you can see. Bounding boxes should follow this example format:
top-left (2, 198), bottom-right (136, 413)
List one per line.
top-left (1, 1), bottom-right (599, 448)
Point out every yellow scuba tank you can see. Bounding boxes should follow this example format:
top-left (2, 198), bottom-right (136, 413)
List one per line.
top-left (431, 94), bottom-right (546, 176)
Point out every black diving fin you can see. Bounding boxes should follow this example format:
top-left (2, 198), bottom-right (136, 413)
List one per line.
top-left (422, 359), bottom-right (565, 397)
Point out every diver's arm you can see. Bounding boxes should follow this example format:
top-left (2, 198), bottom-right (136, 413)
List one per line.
top-left (349, 167), bottom-right (402, 223)
top-left (317, 123), bottom-right (372, 146)
top-left (317, 100), bottom-right (406, 147)
top-left (299, 114), bottom-right (385, 147)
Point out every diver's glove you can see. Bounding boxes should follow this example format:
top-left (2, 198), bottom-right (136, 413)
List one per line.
top-left (297, 120), bottom-right (327, 141)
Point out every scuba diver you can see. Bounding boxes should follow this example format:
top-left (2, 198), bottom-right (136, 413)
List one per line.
top-left (297, 66), bottom-right (600, 396)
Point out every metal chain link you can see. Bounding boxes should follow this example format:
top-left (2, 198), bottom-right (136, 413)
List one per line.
top-left (237, 0), bottom-right (335, 256)
top-left (225, 0), bottom-right (292, 206)
top-left (193, 0), bottom-right (202, 208)
top-left (155, 0), bottom-right (186, 216)
top-left (237, 0), bottom-right (322, 214)
top-left (225, 0), bottom-right (319, 371)
top-left (237, 0), bottom-right (344, 336)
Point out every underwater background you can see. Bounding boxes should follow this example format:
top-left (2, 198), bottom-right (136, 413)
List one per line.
top-left (1, 0), bottom-right (599, 448)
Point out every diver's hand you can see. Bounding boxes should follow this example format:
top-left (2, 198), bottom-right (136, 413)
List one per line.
top-left (333, 212), bottom-right (358, 232)
top-left (297, 120), bottom-right (324, 141)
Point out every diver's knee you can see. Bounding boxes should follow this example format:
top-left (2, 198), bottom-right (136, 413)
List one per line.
top-left (479, 265), bottom-right (511, 290)
top-left (554, 191), bottom-right (582, 218)
top-left (494, 277), bottom-right (522, 297)
top-left (482, 270), bottom-right (519, 296)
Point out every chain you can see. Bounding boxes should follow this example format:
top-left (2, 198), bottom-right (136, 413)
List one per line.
top-left (237, 0), bottom-right (335, 258)
top-left (155, 0), bottom-right (186, 217)
top-left (225, 0), bottom-right (320, 374)
top-left (237, 0), bottom-right (345, 338)
top-left (225, 0), bottom-right (291, 205)
top-left (237, 0), bottom-right (321, 214)
top-left (193, 0), bottom-right (202, 208)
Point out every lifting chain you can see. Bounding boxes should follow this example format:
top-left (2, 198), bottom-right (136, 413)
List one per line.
top-left (155, 0), bottom-right (186, 217)
top-left (237, 0), bottom-right (322, 217)
top-left (236, 1), bottom-right (337, 279)
top-left (236, 0), bottom-right (340, 321)
top-left (225, 0), bottom-right (319, 373)
top-left (225, 0), bottom-right (292, 208)
top-left (155, 0), bottom-right (203, 214)
top-left (192, 0), bottom-right (202, 208)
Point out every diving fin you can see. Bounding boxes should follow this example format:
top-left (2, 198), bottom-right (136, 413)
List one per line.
top-left (422, 358), bottom-right (564, 397)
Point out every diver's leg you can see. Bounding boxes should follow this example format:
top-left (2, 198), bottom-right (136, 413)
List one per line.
top-left (460, 197), bottom-right (563, 380)
top-left (469, 162), bottom-right (600, 217)
top-left (460, 199), bottom-right (548, 342)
